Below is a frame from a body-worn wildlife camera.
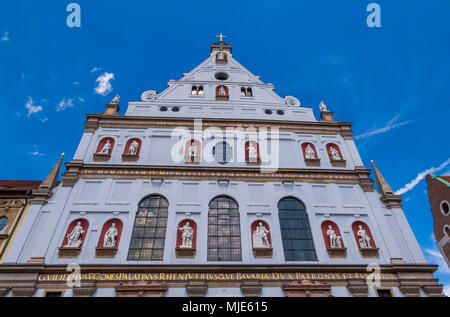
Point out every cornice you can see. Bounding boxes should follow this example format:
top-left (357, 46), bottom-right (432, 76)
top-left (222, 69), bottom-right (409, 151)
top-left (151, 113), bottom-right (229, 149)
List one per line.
top-left (84, 114), bottom-right (354, 139)
top-left (61, 162), bottom-right (373, 191)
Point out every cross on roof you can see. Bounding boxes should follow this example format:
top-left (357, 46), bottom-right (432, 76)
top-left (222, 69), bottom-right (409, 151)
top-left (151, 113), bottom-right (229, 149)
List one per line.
top-left (216, 33), bottom-right (227, 42)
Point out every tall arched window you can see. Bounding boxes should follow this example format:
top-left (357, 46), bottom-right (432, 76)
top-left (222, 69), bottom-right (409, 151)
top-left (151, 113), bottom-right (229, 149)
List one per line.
top-left (127, 195), bottom-right (169, 261)
top-left (278, 197), bottom-right (317, 261)
top-left (208, 196), bottom-right (242, 261)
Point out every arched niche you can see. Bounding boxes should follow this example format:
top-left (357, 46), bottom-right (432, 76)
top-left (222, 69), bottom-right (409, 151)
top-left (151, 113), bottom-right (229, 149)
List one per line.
top-left (352, 221), bottom-right (379, 258)
top-left (58, 218), bottom-right (89, 258)
top-left (245, 141), bottom-right (260, 164)
top-left (302, 143), bottom-right (320, 166)
top-left (175, 219), bottom-right (197, 258)
top-left (123, 138), bottom-right (142, 162)
top-left (251, 220), bottom-right (273, 258)
top-left (184, 139), bottom-right (201, 164)
top-left (96, 218), bottom-right (123, 258)
top-left (94, 137), bottom-right (115, 162)
top-left (321, 220), bottom-right (347, 258)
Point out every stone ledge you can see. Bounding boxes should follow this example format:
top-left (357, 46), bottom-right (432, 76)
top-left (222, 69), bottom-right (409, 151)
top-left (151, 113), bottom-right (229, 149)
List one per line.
top-left (253, 247), bottom-right (273, 258)
top-left (176, 248), bottom-right (196, 258)
top-left (327, 247), bottom-right (347, 258)
top-left (305, 158), bottom-right (321, 167)
top-left (93, 154), bottom-right (111, 162)
top-left (359, 247), bottom-right (379, 258)
top-left (216, 95), bottom-right (229, 101)
top-left (95, 247), bottom-right (118, 258)
top-left (330, 159), bottom-right (346, 168)
top-left (122, 154), bottom-right (139, 162)
top-left (58, 247), bottom-right (81, 258)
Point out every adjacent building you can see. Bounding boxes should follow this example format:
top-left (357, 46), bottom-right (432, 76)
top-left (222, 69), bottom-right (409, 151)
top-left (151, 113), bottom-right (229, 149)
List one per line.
top-left (426, 174), bottom-right (450, 268)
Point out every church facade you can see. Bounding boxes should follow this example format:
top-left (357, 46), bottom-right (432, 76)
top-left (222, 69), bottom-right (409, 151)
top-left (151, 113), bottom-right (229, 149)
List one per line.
top-left (0, 39), bottom-right (444, 297)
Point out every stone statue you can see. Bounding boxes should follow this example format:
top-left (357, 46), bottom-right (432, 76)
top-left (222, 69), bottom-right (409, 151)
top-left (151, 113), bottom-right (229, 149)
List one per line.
top-left (128, 140), bottom-right (139, 155)
top-left (103, 223), bottom-right (118, 248)
top-left (305, 144), bottom-right (316, 159)
top-left (99, 140), bottom-right (112, 155)
top-left (327, 225), bottom-right (342, 248)
top-left (65, 222), bottom-right (85, 248)
top-left (178, 222), bottom-right (194, 249)
top-left (111, 94), bottom-right (120, 104)
top-left (319, 101), bottom-right (327, 112)
top-left (248, 143), bottom-right (258, 160)
top-left (217, 51), bottom-right (225, 60)
top-left (253, 222), bottom-right (271, 248)
top-left (357, 225), bottom-right (372, 248)
top-left (218, 86), bottom-right (227, 96)
top-left (329, 146), bottom-right (341, 160)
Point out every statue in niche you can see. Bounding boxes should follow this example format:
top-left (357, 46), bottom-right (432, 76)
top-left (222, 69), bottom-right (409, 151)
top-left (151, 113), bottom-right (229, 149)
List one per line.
top-left (217, 51), bottom-right (225, 60)
top-left (327, 225), bottom-right (342, 248)
top-left (357, 225), bottom-right (372, 248)
top-left (319, 101), bottom-right (327, 112)
top-left (128, 140), bottom-right (139, 155)
top-left (253, 222), bottom-right (271, 248)
top-left (111, 94), bottom-right (120, 104)
top-left (305, 144), bottom-right (317, 159)
top-left (188, 142), bottom-right (197, 158)
top-left (247, 143), bottom-right (258, 160)
top-left (218, 86), bottom-right (227, 96)
top-left (65, 222), bottom-right (85, 248)
top-left (98, 140), bottom-right (112, 155)
top-left (329, 146), bottom-right (341, 160)
top-left (103, 223), bottom-right (118, 248)
top-left (177, 222), bottom-right (194, 249)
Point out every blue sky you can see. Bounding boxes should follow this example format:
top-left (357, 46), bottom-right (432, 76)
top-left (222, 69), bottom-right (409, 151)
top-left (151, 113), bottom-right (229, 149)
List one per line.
top-left (1, 1), bottom-right (449, 293)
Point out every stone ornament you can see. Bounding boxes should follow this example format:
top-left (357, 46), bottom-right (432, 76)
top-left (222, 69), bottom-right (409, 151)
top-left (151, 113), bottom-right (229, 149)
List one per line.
top-left (284, 96), bottom-right (300, 107)
top-left (305, 144), bottom-right (317, 160)
top-left (65, 221), bottom-right (85, 248)
top-left (141, 90), bottom-right (158, 102)
top-left (218, 86), bottom-right (227, 96)
top-left (319, 101), bottom-right (328, 112)
top-left (177, 222), bottom-right (194, 249)
top-left (327, 225), bottom-right (342, 248)
top-left (252, 222), bottom-right (271, 248)
top-left (127, 140), bottom-right (139, 156)
top-left (357, 225), bottom-right (372, 249)
top-left (110, 94), bottom-right (120, 105)
top-left (329, 146), bottom-right (341, 161)
top-left (98, 140), bottom-right (112, 155)
top-left (103, 223), bottom-right (118, 248)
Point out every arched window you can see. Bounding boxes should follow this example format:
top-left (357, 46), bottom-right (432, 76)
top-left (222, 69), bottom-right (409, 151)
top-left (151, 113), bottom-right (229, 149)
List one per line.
top-left (208, 196), bottom-right (242, 261)
top-left (213, 142), bottom-right (232, 165)
top-left (278, 197), bottom-right (317, 261)
top-left (127, 195), bottom-right (169, 261)
top-left (191, 85), bottom-right (204, 96)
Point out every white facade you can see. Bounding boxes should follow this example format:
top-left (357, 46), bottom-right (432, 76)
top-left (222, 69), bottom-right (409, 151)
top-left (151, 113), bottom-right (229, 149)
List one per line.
top-left (2, 41), bottom-right (435, 298)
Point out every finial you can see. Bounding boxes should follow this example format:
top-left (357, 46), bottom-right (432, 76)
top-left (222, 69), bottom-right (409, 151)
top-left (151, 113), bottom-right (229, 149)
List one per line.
top-left (319, 101), bottom-right (328, 112)
top-left (110, 94), bottom-right (120, 105)
top-left (62, 153), bottom-right (65, 158)
top-left (370, 160), bottom-right (374, 165)
top-left (216, 32), bottom-right (227, 42)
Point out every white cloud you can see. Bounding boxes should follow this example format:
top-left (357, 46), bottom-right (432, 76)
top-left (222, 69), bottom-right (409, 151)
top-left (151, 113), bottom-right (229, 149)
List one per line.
top-left (94, 72), bottom-right (114, 96)
top-left (1, 31), bottom-right (10, 41)
top-left (78, 97), bottom-right (85, 102)
top-left (56, 98), bottom-right (75, 112)
top-left (25, 97), bottom-right (43, 116)
top-left (40, 118), bottom-right (48, 123)
top-left (29, 146), bottom-right (46, 157)
top-left (395, 158), bottom-right (450, 195)
top-left (354, 120), bottom-right (414, 140)
top-left (91, 67), bottom-right (102, 73)
top-left (72, 81), bottom-right (80, 86)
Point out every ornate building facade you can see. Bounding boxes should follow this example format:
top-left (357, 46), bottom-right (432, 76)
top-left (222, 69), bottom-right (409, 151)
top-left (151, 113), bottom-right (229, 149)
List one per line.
top-left (426, 174), bottom-right (450, 268)
top-left (0, 39), bottom-right (444, 297)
